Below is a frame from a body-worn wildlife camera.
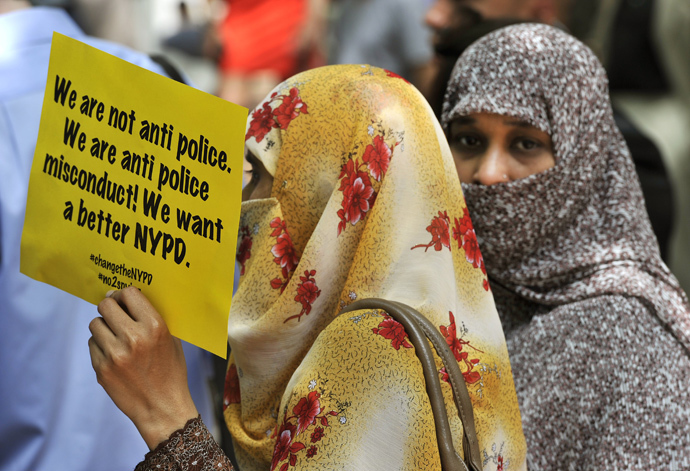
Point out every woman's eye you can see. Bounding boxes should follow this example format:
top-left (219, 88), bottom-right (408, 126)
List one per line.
top-left (454, 134), bottom-right (482, 148)
top-left (248, 169), bottom-right (260, 186)
top-left (514, 138), bottom-right (540, 151)
top-left (244, 153), bottom-right (262, 187)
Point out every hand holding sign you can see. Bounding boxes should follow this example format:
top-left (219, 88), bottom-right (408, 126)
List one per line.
top-left (88, 287), bottom-right (198, 450)
top-left (21, 34), bottom-right (247, 357)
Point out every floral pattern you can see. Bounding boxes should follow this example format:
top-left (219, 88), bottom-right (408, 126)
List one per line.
top-left (223, 363), bottom-right (241, 410)
top-left (372, 313), bottom-right (413, 350)
top-left (439, 311), bottom-right (483, 384)
top-left (362, 135), bottom-right (392, 181)
top-left (336, 125), bottom-right (401, 235)
top-left (245, 87), bottom-right (308, 142)
top-left (236, 226), bottom-right (252, 276)
top-left (336, 158), bottom-right (376, 236)
top-left (483, 442), bottom-right (509, 471)
top-left (271, 422), bottom-right (304, 471)
top-left (453, 209), bottom-right (490, 291)
top-left (384, 69), bottom-right (410, 84)
top-left (285, 270), bottom-right (322, 323)
top-left (274, 87), bottom-right (309, 130)
top-left (269, 217), bottom-right (299, 293)
top-left (310, 427), bottom-right (324, 442)
top-left (245, 102), bottom-right (275, 143)
top-left (270, 391), bottom-right (341, 471)
top-left (411, 211), bottom-right (452, 252)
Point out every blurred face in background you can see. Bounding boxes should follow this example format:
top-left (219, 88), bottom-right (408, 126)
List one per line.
top-left (448, 113), bottom-right (555, 184)
top-left (425, 0), bottom-right (555, 49)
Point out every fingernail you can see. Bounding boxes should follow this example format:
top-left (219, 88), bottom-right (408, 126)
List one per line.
top-left (106, 290), bottom-right (115, 298)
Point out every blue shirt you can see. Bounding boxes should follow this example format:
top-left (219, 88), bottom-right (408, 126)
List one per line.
top-left (0, 7), bottom-right (217, 470)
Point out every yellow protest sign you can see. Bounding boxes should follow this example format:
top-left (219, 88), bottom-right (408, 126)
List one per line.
top-left (21, 33), bottom-right (247, 358)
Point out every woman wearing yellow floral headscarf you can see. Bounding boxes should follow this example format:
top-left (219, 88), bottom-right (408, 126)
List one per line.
top-left (89, 65), bottom-right (526, 471)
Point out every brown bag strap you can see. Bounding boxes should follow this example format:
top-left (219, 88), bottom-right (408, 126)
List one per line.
top-left (340, 298), bottom-right (482, 471)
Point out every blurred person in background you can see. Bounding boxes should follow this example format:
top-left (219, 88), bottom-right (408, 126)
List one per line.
top-left (215, 0), bottom-right (328, 109)
top-left (580, 0), bottom-right (690, 288)
top-left (424, 0), bottom-right (676, 265)
top-left (0, 2), bottom-right (218, 469)
top-left (424, 0), bottom-right (562, 117)
top-left (329, 0), bottom-right (434, 90)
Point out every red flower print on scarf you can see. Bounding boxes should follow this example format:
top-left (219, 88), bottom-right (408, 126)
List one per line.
top-left (285, 270), bottom-right (322, 322)
top-left (336, 126), bottom-right (402, 235)
top-left (344, 176), bottom-right (375, 223)
top-left (272, 233), bottom-right (299, 272)
top-left (452, 210), bottom-right (490, 290)
top-left (271, 268), bottom-right (291, 293)
top-left (362, 135), bottom-right (392, 181)
top-left (274, 87), bottom-right (309, 130)
top-left (245, 87), bottom-right (308, 142)
top-left (452, 210), bottom-right (473, 241)
top-left (439, 365), bottom-right (481, 386)
top-left (462, 228), bottom-right (483, 272)
top-left (269, 217), bottom-right (299, 294)
top-left (270, 217), bottom-right (288, 237)
top-left (384, 69), bottom-right (410, 84)
top-left (223, 363), bottom-right (241, 410)
top-left (372, 314), bottom-right (413, 350)
top-left (245, 102), bottom-right (276, 143)
top-left (439, 312), bottom-right (483, 384)
top-left (337, 159), bottom-right (376, 235)
top-left (310, 426), bottom-right (324, 443)
top-left (293, 391), bottom-right (322, 435)
top-left (270, 391), bottom-right (341, 471)
top-left (483, 443), bottom-right (507, 471)
top-left (236, 226), bottom-right (252, 275)
top-left (411, 211), bottom-right (452, 252)
top-left (270, 422), bottom-right (304, 471)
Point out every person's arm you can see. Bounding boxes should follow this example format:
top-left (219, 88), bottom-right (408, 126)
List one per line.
top-left (88, 287), bottom-right (233, 469)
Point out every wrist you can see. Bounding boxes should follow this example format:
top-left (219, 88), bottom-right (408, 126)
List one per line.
top-left (134, 400), bottom-right (199, 450)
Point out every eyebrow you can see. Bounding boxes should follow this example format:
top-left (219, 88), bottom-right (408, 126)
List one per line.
top-left (503, 119), bottom-right (532, 128)
top-left (452, 116), bottom-right (475, 125)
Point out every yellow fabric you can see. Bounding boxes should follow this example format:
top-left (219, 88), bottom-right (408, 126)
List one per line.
top-left (224, 65), bottom-right (526, 471)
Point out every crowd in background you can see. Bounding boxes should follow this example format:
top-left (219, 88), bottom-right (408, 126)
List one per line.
top-left (2, 0), bottom-right (689, 470)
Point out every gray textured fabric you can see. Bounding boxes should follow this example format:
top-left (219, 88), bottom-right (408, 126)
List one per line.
top-left (442, 24), bottom-right (690, 469)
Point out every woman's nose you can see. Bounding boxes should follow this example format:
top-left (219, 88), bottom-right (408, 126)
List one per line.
top-left (473, 147), bottom-right (511, 185)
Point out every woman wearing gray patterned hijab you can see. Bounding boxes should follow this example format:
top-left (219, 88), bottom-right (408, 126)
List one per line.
top-left (442, 23), bottom-right (690, 469)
